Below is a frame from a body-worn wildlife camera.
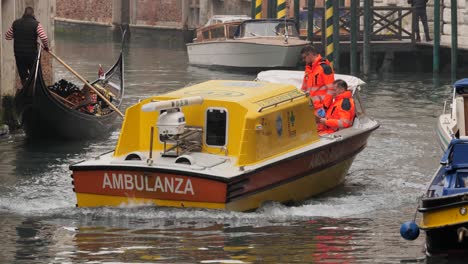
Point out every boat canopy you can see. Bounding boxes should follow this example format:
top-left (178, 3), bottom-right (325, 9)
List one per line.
top-left (440, 138), bottom-right (468, 168)
top-left (454, 78), bottom-right (468, 94)
top-left (204, 15), bottom-right (251, 27)
top-left (256, 70), bottom-right (366, 92)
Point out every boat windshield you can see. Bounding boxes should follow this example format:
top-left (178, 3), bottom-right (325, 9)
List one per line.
top-left (240, 21), bottom-right (299, 37)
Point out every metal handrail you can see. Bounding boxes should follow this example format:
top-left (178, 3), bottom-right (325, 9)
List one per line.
top-left (303, 6), bottom-right (414, 41)
top-left (257, 94), bottom-right (306, 112)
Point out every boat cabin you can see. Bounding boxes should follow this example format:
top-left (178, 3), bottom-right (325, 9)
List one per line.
top-left (115, 80), bottom-right (320, 167)
top-left (194, 18), bottom-right (300, 43)
top-left (194, 15), bottom-right (250, 42)
top-left (426, 139), bottom-right (468, 198)
top-left (454, 79), bottom-right (468, 137)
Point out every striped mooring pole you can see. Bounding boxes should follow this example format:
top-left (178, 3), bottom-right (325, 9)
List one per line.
top-left (325, 0), bottom-right (334, 67)
top-left (252, 0), bottom-right (262, 19)
top-left (277, 0), bottom-right (286, 18)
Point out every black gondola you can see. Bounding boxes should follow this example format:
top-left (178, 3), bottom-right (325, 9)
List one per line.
top-left (15, 43), bottom-right (125, 140)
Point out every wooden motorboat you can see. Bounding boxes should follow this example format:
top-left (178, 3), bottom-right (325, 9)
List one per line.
top-left (70, 73), bottom-right (378, 211)
top-left (186, 16), bottom-right (310, 68)
top-left (15, 44), bottom-right (124, 140)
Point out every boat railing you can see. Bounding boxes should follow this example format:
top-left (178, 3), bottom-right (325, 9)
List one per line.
top-left (451, 86), bottom-right (457, 119)
top-left (443, 100), bottom-right (447, 115)
top-left (257, 93), bottom-right (306, 112)
top-left (353, 87), bottom-right (367, 117)
top-left (161, 126), bottom-right (203, 157)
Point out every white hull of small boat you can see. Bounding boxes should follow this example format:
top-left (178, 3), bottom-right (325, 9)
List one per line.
top-left (187, 40), bottom-right (307, 68)
top-left (436, 113), bottom-right (452, 151)
top-left (435, 79), bottom-right (468, 152)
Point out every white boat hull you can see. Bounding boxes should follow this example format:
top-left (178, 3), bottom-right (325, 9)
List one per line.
top-left (437, 113), bottom-right (455, 152)
top-left (186, 40), bottom-right (308, 68)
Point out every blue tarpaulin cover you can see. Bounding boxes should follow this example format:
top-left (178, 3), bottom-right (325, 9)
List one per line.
top-left (454, 78), bottom-right (468, 94)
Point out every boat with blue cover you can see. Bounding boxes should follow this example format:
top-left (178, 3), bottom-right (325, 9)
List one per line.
top-left (414, 138), bottom-right (468, 254)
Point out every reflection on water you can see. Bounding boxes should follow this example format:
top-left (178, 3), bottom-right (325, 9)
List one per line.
top-left (0, 25), bottom-right (466, 263)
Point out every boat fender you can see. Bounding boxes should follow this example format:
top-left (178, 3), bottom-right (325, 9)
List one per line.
top-left (458, 227), bottom-right (468, 242)
top-left (175, 155), bottom-right (195, 165)
top-left (400, 221), bottom-right (420, 241)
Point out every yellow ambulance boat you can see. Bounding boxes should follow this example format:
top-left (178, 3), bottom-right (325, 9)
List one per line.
top-left (71, 77), bottom-right (379, 211)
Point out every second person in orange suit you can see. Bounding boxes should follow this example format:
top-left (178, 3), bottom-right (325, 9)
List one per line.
top-left (317, 79), bottom-right (355, 135)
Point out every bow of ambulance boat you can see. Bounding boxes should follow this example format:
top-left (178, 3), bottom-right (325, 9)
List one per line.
top-left (70, 78), bottom-right (379, 212)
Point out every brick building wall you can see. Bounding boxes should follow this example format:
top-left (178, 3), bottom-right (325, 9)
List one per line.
top-left (56, 0), bottom-right (113, 25)
top-left (212, 0), bottom-right (250, 16)
top-left (134, 0), bottom-right (182, 26)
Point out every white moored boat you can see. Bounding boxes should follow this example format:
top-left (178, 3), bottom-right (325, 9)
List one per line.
top-left (436, 79), bottom-right (468, 151)
top-left (187, 17), bottom-right (310, 68)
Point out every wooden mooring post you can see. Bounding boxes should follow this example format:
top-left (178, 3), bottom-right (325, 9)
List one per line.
top-left (294, 0), bottom-right (300, 27)
top-left (451, 0), bottom-right (458, 81)
top-left (363, 0), bottom-right (371, 76)
top-left (332, 0), bottom-right (340, 73)
top-left (350, 0), bottom-right (358, 75)
top-left (433, 0), bottom-right (440, 74)
top-left (307, 0), bottom-right (315, 42)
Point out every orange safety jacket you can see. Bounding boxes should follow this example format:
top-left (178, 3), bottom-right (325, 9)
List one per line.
top-left (301, 54), bottom-right (335, 110)
top-left (319, 90), bottom-right (355, 135)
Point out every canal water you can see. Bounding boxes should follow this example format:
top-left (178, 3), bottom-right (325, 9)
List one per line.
top-left (0, 26), bottom-right (463, 263)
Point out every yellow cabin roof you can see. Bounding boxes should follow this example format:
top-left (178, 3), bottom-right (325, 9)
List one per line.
top-left (158, 80), bottom-right (304, 110)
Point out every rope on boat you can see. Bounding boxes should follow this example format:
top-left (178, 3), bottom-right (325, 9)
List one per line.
top-left (413, 196), bottom-right (422, 222)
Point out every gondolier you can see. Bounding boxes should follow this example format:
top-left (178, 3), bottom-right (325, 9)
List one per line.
top-left (5, 7), bottom-right (49, 86)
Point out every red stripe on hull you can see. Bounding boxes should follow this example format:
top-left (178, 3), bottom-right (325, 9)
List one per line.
top-left (72, 130), bottom-right (374, 207)
top-left (73, 171), bottom-right (227, 203)
top-left (227, 131), bottom-right (371, 201)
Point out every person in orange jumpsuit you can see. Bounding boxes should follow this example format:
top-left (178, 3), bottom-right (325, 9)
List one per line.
top-left (317, 79), bottom-right (355, 135)
top-left (300, 45), bottom-right (335, 118)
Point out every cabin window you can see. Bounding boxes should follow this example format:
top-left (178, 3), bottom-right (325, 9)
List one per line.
top-left (205, 108), bottom-right (228, 147)
top-left (241, 21), bottom-right (299, 37)
top-left (210, 26), bottom-right (225, 39)
top-left (202, 30), bottom-right (210, 40)
top-left (228, 25), bottom-right (240, 38)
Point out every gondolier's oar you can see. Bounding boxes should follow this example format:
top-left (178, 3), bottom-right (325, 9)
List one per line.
top-left (44, 48), bottom-right (124, 118)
